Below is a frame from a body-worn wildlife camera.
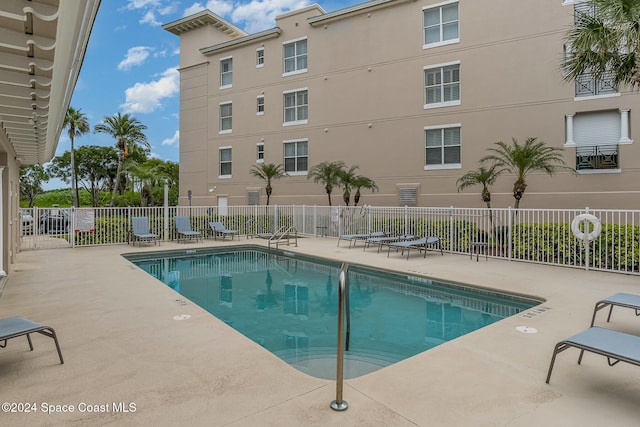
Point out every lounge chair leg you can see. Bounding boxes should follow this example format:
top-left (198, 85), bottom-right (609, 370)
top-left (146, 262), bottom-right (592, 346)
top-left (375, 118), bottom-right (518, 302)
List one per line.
top-left (26, 333), bottom-right (34, 351)
top-left (606, 305), bottom-right (614, 322)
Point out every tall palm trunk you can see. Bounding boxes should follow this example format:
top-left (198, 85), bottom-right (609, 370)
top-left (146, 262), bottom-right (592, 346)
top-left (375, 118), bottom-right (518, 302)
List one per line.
top-left (110, 152), bottom-right (124, 207)
top-left (325, 186), bottom-right (332, 206)
top-left (70, 136), bottom-right (77, 208)
top-left (265, 183), bottom-right (272, 205)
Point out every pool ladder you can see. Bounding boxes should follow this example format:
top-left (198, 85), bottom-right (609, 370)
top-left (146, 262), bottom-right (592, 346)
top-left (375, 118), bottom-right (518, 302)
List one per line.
top-left (331, 262), bottom-right (350, 411)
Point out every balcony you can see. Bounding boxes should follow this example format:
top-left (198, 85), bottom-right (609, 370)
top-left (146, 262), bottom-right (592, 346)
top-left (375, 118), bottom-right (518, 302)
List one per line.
top-left (576, 144), bottom-right (619, 170)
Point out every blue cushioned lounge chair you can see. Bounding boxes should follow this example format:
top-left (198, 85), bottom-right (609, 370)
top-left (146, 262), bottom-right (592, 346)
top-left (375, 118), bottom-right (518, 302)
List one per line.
top-left (546, 326), bottom-right (640, 384)
top-left (590, 292), bottom-right (640, 327)
top-left (131, 216), bottom-right (158, 246)
top-left (174, 216), bottom-right (201, 242)
top-left (0, 316), bottom-right (64, 364)
top-left (209, 221), bottom-right (239, 240)
top-left (337, 231), bottom-right (386, 248)
top-left (387, 236), bottom-right (443, 259)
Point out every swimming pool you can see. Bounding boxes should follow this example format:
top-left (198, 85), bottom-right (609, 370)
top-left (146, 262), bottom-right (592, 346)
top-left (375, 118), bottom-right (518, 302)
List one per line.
top-left (125, 246), bottom-right (539, 379)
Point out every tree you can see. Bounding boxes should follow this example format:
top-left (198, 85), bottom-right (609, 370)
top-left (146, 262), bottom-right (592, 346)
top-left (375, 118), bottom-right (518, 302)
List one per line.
top-left (19, 165), bottom-right (49, 207)
top-left (249, 163), bottom-right (287, 205)
top-left (307, 161), bottom-right (345, 206)
top-left (94, 113), bottom-right (149, 206)
top-left (563, 0), bottom-right (640, 90)
top-left (352, 175), bottom-right (378, 206)
top-left (49, 146), bottom-right (118, 207)
top-left (480, 137), bottom-right (573, 209)
top-left (63, 107), bottom-right (90, 207)
top-left (456, 165), bottom-right (501, 210)
top-left (336, 165), bottom-right (359, 206)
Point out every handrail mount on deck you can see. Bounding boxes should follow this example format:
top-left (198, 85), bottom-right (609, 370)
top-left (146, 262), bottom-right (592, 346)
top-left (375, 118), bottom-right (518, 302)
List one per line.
top-left (331, 262), bottom-right (349, 411)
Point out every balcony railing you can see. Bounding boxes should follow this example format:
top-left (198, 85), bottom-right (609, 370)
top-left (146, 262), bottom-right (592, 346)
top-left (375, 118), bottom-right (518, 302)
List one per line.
top-left (576, 144), bottom-right (619, 170)
top-left (575, 71), bottom-right (617, 97)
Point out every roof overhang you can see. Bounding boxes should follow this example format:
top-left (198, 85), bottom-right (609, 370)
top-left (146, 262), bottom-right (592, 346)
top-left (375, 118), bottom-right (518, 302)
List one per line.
top-left (162, 9), bottom-right (247, 38)
top-left (0, 0), bottom-right (101, 165)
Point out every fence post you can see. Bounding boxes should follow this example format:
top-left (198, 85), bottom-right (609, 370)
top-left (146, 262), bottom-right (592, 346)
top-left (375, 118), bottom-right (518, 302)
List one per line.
top-left (164, 184), bottom-right (169, 241)
top-left (449, 206), bottom-right (454, 253)
top-left (507, 206), bottom-right (513, 260)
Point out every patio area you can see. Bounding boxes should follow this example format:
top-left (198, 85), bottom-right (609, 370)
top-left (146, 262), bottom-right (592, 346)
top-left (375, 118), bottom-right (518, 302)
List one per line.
top-left (1, 237), bottom-right (639, 426)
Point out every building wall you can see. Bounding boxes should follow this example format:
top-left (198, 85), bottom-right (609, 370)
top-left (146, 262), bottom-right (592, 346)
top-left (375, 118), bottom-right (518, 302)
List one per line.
top-left (171, 0), bottom-right (640, 209)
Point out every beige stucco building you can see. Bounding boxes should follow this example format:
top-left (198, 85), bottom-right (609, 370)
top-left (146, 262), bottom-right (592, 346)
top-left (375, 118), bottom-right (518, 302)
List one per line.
top-left (164, 0), bottom-right (640, 210)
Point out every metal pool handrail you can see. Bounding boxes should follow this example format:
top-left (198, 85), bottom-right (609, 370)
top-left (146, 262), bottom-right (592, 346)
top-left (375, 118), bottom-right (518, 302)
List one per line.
top-left (331, 262), bottom-right (349, 411)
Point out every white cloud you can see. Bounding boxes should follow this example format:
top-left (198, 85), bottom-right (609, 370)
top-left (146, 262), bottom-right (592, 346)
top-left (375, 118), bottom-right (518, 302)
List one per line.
top-left (162, 130), bottom-right (180, 146)
top-left (232, 0), bottom-right (311, 32)
top-left (140, 10), bottom-right (161, 25)
top-left (184, 1), bottom-right (233, 17)
top-left (120, 67), bottom-right (179, 114)
top-left (183, 0), bottom-right (311, 33)
top-left (126, 0), bottom-right (160, 10)
top-left (118, 46), bottom-right (152, 71)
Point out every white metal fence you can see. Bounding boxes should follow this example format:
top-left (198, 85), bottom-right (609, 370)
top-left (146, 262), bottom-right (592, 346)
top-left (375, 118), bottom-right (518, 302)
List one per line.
top-left (19, 205), bottom-right (640, 275)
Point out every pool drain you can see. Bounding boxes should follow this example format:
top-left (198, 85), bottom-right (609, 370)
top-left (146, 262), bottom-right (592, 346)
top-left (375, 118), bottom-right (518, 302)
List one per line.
top-left (515, 326), bottom-right (537, 334)
top-left (173, 314), bottom-right (191, 321)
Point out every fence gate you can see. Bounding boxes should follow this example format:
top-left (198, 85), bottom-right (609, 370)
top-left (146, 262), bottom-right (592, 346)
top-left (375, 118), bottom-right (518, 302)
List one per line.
top-left (19, 207), bottom-right (73, 250)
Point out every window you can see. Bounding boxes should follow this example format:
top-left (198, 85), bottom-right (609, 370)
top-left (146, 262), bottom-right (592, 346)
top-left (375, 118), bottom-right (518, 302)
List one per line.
top-left (220, 102), bottom-right (232, 133)
top-left (423, 1), bottom-right (459, 48)
top-left (424, 125), bottom-right (461, 169)
top-left (256, 48), bottom-right (264, 67)
top-left (283, 140), bottom-right (308, 174)
top-left (283, 38), bottom-right (307, 75)
top-left (220, 57), bottom-right (232, 88)
top-left (424, 62), bottom-right (460, 108)
top-left (257, 96), bottom-right (264, 115)
top-left (569, 3), bottom-right (617, 98)
top-left (257, 143), bottom-right (264, 162)
top-left (567, 110), bottom-right (632, 171)
top-left (283, 89), bottom-right (308, 125)
top-left (219, 147), bottom-right (232, 177)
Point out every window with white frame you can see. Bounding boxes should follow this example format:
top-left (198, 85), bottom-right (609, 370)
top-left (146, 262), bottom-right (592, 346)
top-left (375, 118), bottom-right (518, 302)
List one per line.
top-left (257, 96), bottom-right (264, 115)
top-left (220, 102), bottom-right (232, 133)
top-left (423, 1), bottom-right (459, 48)
top-left (220, 57), bottom-right (232, 88)
top-left (219, 147), bottom-right (232, 177)
top-left (424, 62), bottom-right (460, 108)
top-left (425, 125), bottom-right (461, 168)
top-left (257, 143), bottom-right (264, 162)
top-left (283, 38), bottom-right (307, 75)
top-left (283, 140), bottom-right (308, 174)
top-left (283, 89), bottom-right (308, 125)
top-left (256, 48), bottom-right (264, 67)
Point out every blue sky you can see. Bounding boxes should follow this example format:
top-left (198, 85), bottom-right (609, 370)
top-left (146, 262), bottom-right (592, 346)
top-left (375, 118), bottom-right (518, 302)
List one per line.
top-left (47, 0), bottom-right (360, 189)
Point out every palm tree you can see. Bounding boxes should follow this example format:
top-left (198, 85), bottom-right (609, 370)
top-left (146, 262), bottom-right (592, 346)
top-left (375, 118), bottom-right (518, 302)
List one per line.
top-left (249, 163), bottom-right (287, 205)
top-left (94, 113), bottom-right (149, 206)
top-left (307, 161), bottom-right (345, 206)
top-left (481, 137), bottom-right (573, 209)
top-left (336, 165), bottom-right (359, 206)
top-left (63, 107), bottom-right (89, 208)
top-left (456, 165), bottom-right (501, 210)
top-left (563, 0), bottom-right (640, 90)
top-left (352, 175), bottom-right (378, 206)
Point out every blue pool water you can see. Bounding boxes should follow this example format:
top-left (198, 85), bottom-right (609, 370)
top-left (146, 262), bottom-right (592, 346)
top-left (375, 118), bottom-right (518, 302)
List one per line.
top-left (125, 246), bottom-right (539, 379)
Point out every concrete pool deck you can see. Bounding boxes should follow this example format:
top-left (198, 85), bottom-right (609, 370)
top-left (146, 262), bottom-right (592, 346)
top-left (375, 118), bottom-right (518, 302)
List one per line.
top-left (1, 237), bottom-right (639, 426)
